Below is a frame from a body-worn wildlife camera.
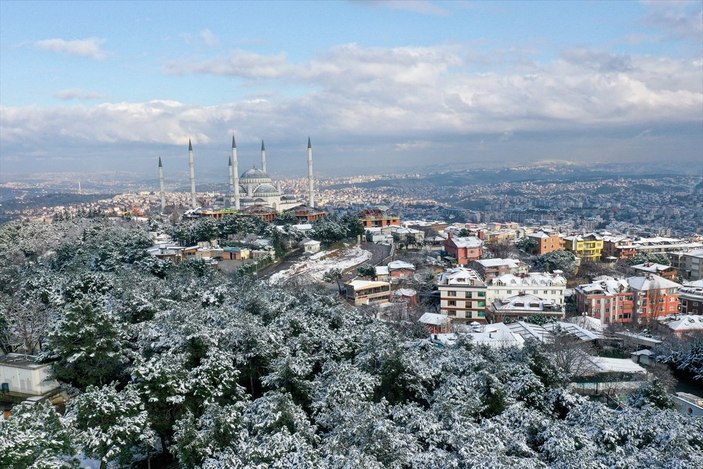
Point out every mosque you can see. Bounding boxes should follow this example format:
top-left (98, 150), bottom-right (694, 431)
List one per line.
top-left (159, 136), bottom-right (317, 217)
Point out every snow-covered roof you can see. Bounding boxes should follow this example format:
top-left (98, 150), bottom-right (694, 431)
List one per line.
top-left (528, 231), bottom-right (550, 239)
top-left (448, 236), bottom-right (483, 248)
top-left (660, 315), bottom-right (703, 333)
top-left (438, 267), bottom-right (487, 286)
top-left (388, 260), bottom-right (415, 271)
top-left (494, 294), bottom-right (556, 311)
top-left (543, 321), bottom-right (602, 341)
top-left (464, 322), bottom-right (525, 348)
top-left (490, 272), bottom-right (566, 287)
top-left (631, 263), bottom-right (675, 274)
top-left (394, 288), bottom-right (417, 297)
top-left (375, 266), bottom-right (389, 276)
top-left (577, 276), bottom-right (629, 295)
top-left (585, 357), bottom-right (647, 375)
top-left (568, 315), bottom-right (605, 332)
top-left (503, 321), bottom-right (553, 343)
top-left (347, 280), bottom-right (390, 290)
top-left (474, 258), bottom-right (521, 268)
top-left (303, 240), bottom-right (321, 246)
top-left (419, 312), bottom-right (449, 326)
top-left (626, 274), bottom-right (681, 292)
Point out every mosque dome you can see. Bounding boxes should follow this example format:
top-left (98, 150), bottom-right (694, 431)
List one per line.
top-left (240, 168), bottom-right (269, 180)
top-left (282, 194), bottom-right (298, 201)
top-left (254, 183), bottom-right (278, 195)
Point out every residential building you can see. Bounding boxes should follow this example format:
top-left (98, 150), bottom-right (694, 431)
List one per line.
top-left (682, 249), bottom-right (703, 281)
top-left (575, 276), bottom-right (635, 324)
top-left (437, 267), bottom-right (488, 323)
top-left (359, 208), bottom-right (401, 228)
top-left (344, 280), bottom-right (391, 306)
top-left (627, 274), bottom-right (681, 322)
top-left (303, 240), bottom-right (321, 254)
top-left (659, 315), bottom-right (703, 334)
top-left (631, 262), bottom-right (678, 281)
top-left (444, 233), bottom-right (483, 266)
top-left (485, 272), bottom-right (567, 309)
top-left (418, 312), bottom-right (450, 334)
top-left (387, 260), bottom-right (416, 279)
top-left (284, 204), bottom-right (327, 223)
top-left (0, 354), bottom-right (61, 398)
top-left (563, 233), bottom-right (603, 261)
top-left (527, 231), bottom-right (564, 255)
top-left (487, 294), bottom-right (565, 323)
top-left (679, 280), bottom-right (703, 315)
top-left (470, 258), bottom-right (528, 281)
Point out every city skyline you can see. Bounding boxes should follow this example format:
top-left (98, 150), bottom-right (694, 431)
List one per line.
top-left (1, 0), bottom-right (702, 178)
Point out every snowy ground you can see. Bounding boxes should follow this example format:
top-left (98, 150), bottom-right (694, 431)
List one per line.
top-left (268, 245), bottom-right (372, 285)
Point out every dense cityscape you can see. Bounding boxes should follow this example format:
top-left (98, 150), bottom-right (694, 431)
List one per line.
top-left (2, 1), bottom-right (702, 468)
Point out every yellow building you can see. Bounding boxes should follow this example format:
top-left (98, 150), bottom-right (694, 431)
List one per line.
top-left (563, 233), bottom-right (604, 262)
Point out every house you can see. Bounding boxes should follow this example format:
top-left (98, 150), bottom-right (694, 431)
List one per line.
top-left (679, 280), bottom-right (703, 315)
top-left (631, 262), bottom-right (678, 281)
top-left (459, 322), bottom-right (526, 348)
top-left (284, 204), bottom-right (327, 223)
top-left (627, 274), bottom-right (681, 322)
top-left (358, 208), bottom-right (401, 228)
top-left (470, 258), bottom-right (528, 281)
top-left (437, 267), bottom-right (488, 323)
top-left (387, 260), bottom-right (416, 279)
top-left (146, 243), bottom-right (185, 263)
top-left (575, 276), bottom-right (635, 324)
top-left (487, 293), bottom-right (565, 323)
top-left (344, 280), bottom-right (391, 306)
top-left (221, 246), bottom-right (250, 261)
top-left (563, 233), bottom-right (603, 262)
top-left (0, 354), bottom-right (61, 399)
top-left (485, 272), bottom-right (567, 309)
top-left (505, 321), bottom-right (553, 344)
top-left (419, 312), bottom-right (451, 334)
top-left (659, 315), bottom-right (703, 334)
top-left (572, 357), bottom-right (648, 396)
top-left (443, 233), bottom-right (483, 266)
top-left (527, 231), bottom-right (564, 255)
top-left (303, 239), bottom-right (321, 254)
top-left (682, 249), bottom-right (703, 281)
top-left (392, 288), bottom-right (419, 307)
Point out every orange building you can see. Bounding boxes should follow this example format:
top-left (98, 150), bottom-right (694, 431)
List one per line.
top-left (359, 208), bottom-right (400, 228)
top-left (444, 233), bottom-right (483, 266)
top-left (526, 231), bottom-right (564, 255)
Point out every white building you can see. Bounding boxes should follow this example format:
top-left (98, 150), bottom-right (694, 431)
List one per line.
top-left (0, 354), bottom-right (60, 397)
top-left (486, 272), bottom-right (567, 308)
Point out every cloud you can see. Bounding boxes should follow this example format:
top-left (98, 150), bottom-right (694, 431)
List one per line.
top-left (54, 89), bottom-right (106, 101)
top-left (33, 38), bottom-right (107, 59)
top-left (2, 43), bottom-right (702, 172)
top-left (361, 0), bottom-right (451, 16)
top-left (642, 0), bottom-right (703, 40)
top-left (561, 48), bottom-right (632, 73)
top-left (165, 50), bottom-right (291, 78)
top-left (200, 29), bottom-right (219, 48)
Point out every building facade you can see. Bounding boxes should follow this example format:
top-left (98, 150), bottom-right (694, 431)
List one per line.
top-left (437, 267), bottom-right (488, 323)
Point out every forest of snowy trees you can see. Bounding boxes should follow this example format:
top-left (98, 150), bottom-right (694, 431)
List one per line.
top-left (1, 218), bottom-right (702, 468)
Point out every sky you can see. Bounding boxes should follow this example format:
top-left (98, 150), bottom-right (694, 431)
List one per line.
top-left (1, 0), bottom-right (702, 180)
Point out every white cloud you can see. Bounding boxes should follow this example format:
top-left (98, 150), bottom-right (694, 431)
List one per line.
top-left (2, 44), bottom-right (701, 170)
top-left (54, 89), bottom-right (106, 101)
top-left (200, 29), bottom-right (219, 48)
top-left (642, 0), bottom-right (703, 40)
top-left (34, 38), bottom-right (107, 60)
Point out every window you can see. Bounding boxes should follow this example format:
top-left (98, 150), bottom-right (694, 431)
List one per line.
top-left (478, 292), bottom-right (486, 297)
top-left (507, 290), bottom-right (512, 294)
top-left (465, 292), bottom-right (472, 299)
top-left (448, 291), bottom-right (456, 297)
top-left (478, 301), bottom-right (486, 307)
top-left (448, 300), bottom-right (456, 306)
top-left (478, 311), bottom-right (485, 317)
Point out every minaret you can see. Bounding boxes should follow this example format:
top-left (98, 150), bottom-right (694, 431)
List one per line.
top-left (188, 139), bottom-right (197, 209)
top-left (228, 154), bottom-right (234, 207)
top-left (261, 140), bottom-right (267, 174)
top-left (307, 137), bottom-right (314, 208)
top-left (232, 135), bottom-right (240, 210)
top-left (158, 156), bottom-right (165, 213)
